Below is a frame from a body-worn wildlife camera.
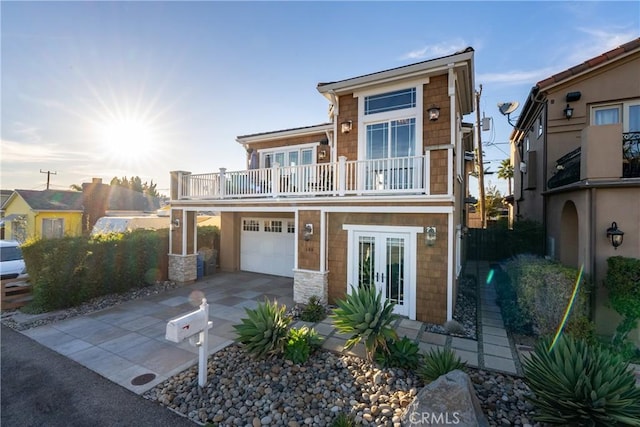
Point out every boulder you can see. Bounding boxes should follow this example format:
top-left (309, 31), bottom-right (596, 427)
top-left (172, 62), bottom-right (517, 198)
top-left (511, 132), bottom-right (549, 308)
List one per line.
top-left (401, 370), bottom-right (488, 426)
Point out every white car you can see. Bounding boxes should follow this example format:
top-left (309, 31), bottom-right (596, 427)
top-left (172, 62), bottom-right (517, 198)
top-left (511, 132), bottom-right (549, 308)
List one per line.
top-left (0, 240), bottom-right (27, 280)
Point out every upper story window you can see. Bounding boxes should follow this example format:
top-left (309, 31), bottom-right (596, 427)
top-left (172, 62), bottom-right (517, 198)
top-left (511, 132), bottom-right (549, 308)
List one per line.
top-left (592, 100), bottom-right (640, 132)
top-left (365, 88), bottom-right (416, 115)
top-left (261, 143), bottom-right (317, 169)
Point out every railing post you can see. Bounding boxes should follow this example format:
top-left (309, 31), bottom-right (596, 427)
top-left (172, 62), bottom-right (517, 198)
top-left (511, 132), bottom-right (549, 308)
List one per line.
top-left (272, 163), bottom-right (280, 198)
top-left (338, 156), bottom-right (347, 196)
top-left (423, 152), bottom-right (430, 195)
top-left (219, 168), bottom-right (227, 199)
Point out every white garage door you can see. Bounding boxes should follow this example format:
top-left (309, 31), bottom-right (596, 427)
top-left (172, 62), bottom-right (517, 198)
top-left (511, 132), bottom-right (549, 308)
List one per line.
top-left (240, 218), bottom-right (295, 277)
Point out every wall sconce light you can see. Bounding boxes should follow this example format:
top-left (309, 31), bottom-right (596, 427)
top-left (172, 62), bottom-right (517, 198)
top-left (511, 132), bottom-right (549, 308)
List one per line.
top-left (427, 105), bottom-right (441, 121)
top-left (303, 223), bottom-right (313, 241)
top-left (172, 218), bottom-right (180, 229)
top-left (341, 120), bottom-right (353, 134)
top-left (606, 221), bottom-right (624, 249)
top-left (318, 149), bottom-right (327, 160)
top-left (425, 226), bottom-right (437, 246)
top-left (563, 104), bottom-right (574, 120)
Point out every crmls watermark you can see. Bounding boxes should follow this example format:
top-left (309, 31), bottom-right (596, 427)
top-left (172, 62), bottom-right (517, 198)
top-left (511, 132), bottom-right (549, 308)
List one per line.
top-left (409, 411), bottom-right (461, 425)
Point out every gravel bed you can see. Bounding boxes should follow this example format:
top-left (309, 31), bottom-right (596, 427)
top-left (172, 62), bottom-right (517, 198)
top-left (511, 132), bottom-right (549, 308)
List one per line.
top-left (423, 275), bottom-right (477, 340)
top-left (2, 276), bottom-right (541, 426)
top-left (144, 344), bottom-right (540, 427)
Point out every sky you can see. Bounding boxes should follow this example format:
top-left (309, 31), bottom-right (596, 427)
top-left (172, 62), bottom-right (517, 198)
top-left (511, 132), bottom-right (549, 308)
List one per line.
top-left (2, 1), bottom-right (639, 197)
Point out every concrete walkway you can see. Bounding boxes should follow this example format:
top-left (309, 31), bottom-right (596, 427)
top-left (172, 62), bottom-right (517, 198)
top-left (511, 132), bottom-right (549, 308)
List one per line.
top-left (14, 263), bottom-right (519, 397)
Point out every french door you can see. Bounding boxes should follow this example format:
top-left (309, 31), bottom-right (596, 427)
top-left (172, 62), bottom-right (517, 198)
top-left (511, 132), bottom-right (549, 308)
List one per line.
top-left (353, 231), bottom-right (410, 316)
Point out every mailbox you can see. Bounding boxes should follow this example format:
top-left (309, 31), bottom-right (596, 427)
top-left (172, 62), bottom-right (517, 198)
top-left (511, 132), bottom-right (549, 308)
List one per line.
top-left (165, 298), bottom-right (213, 387)
top-left (166, 309), bottom-right (208, 343)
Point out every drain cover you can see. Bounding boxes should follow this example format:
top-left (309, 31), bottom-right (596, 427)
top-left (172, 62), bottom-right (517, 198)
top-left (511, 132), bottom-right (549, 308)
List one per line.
top-left (131, 373), bottom-right (156, 386)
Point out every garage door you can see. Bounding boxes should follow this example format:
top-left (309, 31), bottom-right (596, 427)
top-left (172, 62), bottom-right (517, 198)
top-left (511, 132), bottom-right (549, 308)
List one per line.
top-left (240, 218), bottom-right (295, 277)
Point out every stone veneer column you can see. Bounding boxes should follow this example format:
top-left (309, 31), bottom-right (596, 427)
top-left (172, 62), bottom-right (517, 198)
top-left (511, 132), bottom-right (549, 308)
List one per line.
top-left (293, 269), bottom-right (329, 304)
top-left (168, 254), bottom-right (198, 284)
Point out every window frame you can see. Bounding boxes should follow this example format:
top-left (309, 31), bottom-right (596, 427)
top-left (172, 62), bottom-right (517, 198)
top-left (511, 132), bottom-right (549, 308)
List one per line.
top-left (260, 142), bottom-right (319, 169)
top-left (591, 100), bottom-right (640, 132)
top-left (41, 218), bottom-right (64, 239)
top-left (355, 79), bottom-right (426, 162)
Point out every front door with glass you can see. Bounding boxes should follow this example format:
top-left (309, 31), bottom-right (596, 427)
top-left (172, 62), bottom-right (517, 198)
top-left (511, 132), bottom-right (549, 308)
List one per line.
top-left (354, 231), bottom-right (410, 316)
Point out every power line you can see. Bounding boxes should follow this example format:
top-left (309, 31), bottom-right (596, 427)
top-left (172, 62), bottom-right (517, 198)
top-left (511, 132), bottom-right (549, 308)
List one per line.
top-left (39, 170), bottom-right (57, 190)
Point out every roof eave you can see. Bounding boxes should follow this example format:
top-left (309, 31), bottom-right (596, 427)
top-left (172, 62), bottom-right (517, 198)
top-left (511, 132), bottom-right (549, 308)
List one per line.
top-left (317, 49), bottom-right (475, 97)
top-left (236, 123), bottom-right (334, 145)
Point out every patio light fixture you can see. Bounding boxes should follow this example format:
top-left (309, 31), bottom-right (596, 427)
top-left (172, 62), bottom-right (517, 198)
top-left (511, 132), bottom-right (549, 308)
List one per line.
top-left (341, 120), bottom-right (353, 134)
top-left (425, 226), bottom-right (437, 246)
top-left (427, 105), bottom-right (441, 121)
top-left (606, 222), bottom-right (624, 249)
top-left (303, 224), bottom-right (313, 241)
top-left (563, 104), bottom-right (574, 120)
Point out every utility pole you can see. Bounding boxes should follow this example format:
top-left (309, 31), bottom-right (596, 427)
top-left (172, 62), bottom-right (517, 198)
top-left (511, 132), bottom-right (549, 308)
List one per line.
top-left (475, 85), bottom-right (486, 229)
top-left (40, 169), bottom-right (57, 190)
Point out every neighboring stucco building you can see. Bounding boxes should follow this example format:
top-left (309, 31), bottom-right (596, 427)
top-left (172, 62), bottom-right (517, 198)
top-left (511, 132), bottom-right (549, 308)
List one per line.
top-left (168, 48), bottom-right (477, 325)
top-left (509, 38), bottom-right (640, 343)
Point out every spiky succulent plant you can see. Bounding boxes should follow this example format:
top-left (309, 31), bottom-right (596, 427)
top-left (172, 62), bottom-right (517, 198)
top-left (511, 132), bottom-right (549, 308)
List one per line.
top-left (331, 284), bottom-right (398, 360)
top-left (523, 335), bottom-right (640, 426)
top-left (417, 347), bottom-right (466, 383)
top-left (233, 299), bottom-right (290, 359)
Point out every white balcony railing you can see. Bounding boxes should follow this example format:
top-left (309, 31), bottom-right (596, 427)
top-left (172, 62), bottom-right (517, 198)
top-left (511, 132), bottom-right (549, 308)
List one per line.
top-left (176, 155), bottom-right (432, 200)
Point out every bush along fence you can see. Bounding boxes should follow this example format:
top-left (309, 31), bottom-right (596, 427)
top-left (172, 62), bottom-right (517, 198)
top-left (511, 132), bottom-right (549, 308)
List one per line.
top-left (604, 256), bottom-right (640, 360)
top-left (492, 255), bottom-right (593, 342)
top-left (19, 226), bottom-right (220, 312)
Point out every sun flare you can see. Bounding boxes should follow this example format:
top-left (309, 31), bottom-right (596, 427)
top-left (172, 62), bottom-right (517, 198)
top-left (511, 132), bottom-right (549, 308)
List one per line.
top-left (98, 117), bottom-right (156, 158)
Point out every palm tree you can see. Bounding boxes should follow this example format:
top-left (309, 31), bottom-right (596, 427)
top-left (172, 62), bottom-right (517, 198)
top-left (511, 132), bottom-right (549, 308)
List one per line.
top-left (497, 158), bottom-right (514, 195)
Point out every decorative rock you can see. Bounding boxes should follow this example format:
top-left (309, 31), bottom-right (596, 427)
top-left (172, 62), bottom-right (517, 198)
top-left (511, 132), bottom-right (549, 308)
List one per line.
top-left (401, 370), bottom-right (489, 427)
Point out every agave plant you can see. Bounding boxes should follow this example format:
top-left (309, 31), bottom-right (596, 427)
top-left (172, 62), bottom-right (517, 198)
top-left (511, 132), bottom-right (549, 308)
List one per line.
top-left (331, 284), bottom-right (398, 360)
top-left (523, 335), bottom-right (640, 426)
top-left (417, 347), bottom-right (466, 383)
top-left (233, 299), bottom-right (291, 359)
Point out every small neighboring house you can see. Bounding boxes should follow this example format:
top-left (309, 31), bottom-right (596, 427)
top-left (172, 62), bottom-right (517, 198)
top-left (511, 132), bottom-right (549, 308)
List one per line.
top-left (2, 178), bottom-right (162, 242)
top-left (168, 48), bottom-right (476, 325)
top-left (509, 38), bottom-right (640, 343)
top-left (2, 190), bottom-right (84, 241)
top-left (1, 189), bottom-right (15, 239)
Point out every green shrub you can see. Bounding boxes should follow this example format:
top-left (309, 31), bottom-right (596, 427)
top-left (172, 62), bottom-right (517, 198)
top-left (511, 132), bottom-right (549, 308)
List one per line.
top-left (523, 335), bottom-right (640, 425)
top-left (503, 256), bottom-right (590, 337)
top-left (417, 347), bottom-right (466, 383)
top-left (21, 230), bottom-right (168, 311)
top-left (331, 413), bottom-right (356, 427)
top-left (233, 299), bottom-right (291, 359)
top-left (284, 326), bottom-right (323, 364)
top-left (493, 266), bottom-right (533, 335)
top-left (374, 337), bottom-right (420, 370)
top-left (331, 285), bottom-right (398, 361)
top-left (300, 295), bottom-right (326, 323)
top-left (604, 256), bottom-right (640, 346)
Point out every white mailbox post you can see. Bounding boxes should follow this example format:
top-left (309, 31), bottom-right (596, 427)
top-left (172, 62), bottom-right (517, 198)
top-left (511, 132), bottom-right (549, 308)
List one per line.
top-left (165, 298), bottom-right (212, 387)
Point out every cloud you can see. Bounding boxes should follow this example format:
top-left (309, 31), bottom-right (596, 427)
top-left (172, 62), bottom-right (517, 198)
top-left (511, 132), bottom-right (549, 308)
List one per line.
top-left (400, 39), bottom-right (469, 60)
top-left (0, 139), bottom-right (89, 163)
top-left (566, 27), bottom-right (639, 65)
top-left (477, 68), bottom-right (557, 86)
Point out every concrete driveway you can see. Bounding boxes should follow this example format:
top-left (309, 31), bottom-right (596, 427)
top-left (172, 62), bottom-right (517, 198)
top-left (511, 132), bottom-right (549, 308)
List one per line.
top-left (18, 272), bottom-right (294, 394)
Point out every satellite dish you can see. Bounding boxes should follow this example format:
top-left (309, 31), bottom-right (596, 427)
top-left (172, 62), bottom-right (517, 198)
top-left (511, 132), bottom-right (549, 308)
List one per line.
top-left (497, 101), bottom-right (519, 116)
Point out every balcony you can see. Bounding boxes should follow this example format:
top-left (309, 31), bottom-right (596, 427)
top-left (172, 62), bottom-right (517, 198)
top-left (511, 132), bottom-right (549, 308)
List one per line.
top-left (623, 131), bottom-right (640, 178)
top-left (175, 155), bottom-right (434, 200)
top-left (548, 126), bottom-right (640, 189)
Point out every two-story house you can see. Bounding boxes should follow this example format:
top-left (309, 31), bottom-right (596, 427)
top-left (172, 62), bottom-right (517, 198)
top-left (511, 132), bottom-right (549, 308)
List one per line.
top-left (509, 38), bottom-right (640, 342)
top-left (168, 48), bottom-right (476, 324)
